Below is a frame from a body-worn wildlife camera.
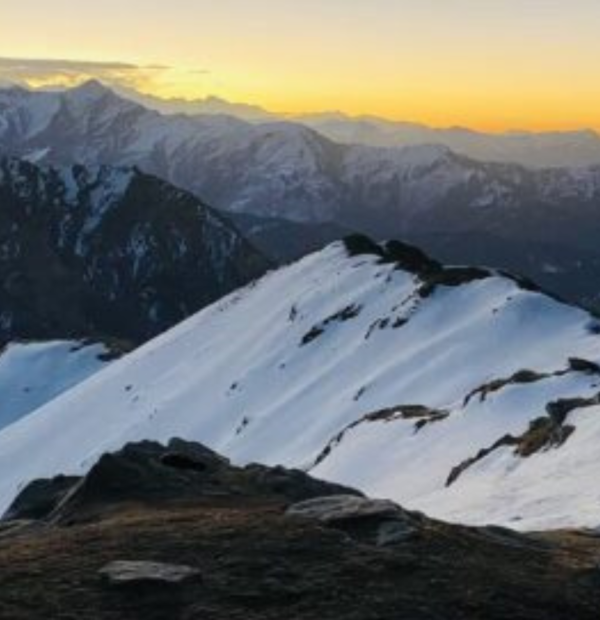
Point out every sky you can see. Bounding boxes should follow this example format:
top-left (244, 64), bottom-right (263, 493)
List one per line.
top-left (2, 0), bottom-right (600, 131)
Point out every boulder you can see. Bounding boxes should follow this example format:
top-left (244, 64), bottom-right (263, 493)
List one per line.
top-left (286, 495), bottom-right (402, 523)
top-left (99, 560), bottom-right (201, 586)
top-left (286, 495), bottom-right (420, 547)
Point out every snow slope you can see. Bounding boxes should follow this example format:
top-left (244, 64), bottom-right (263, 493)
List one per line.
top-left (1, 238), bottom-right (600, 530)
top-left (0, 340), bottom-right (112, 432)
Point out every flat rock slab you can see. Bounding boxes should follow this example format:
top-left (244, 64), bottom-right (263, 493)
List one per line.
top-left (99, 560), bottom-right (201, 586)
top-left (286, 494), bottom-right (403, 523)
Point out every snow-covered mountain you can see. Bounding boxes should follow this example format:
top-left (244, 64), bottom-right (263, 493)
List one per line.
top-left (3, 81), bottom-right (600, 226)
top-left (0, 339), bottom-right (114, 432)
top-left (1, 236), bottom-right (600, 530)
top-left (298, 113), bottom-right (600, 168)
top-left (0, 157), bottom-right (269, 344)
top-left (111, 86), bottom-right (600, 168)
top-left (3, 82), bottom-right (600, 307)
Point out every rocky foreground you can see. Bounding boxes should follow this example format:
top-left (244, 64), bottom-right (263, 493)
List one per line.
top-left (0, 440), bottom-right (599, 619)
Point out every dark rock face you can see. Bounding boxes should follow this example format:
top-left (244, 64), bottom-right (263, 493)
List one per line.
top-left (1, 439), bottom-right (600, 619)
top-left (1, 475), bottom-right (79, 521)
top-left (2, 438), bottom-right (360, 524)
top-left (0, 158), bottom-right (270, 344)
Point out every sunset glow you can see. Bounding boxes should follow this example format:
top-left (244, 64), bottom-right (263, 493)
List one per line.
top-left (2, 0), bottom-right (600, 131)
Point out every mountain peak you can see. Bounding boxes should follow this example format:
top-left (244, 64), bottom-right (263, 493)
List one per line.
top-left (67, 79), bottom-right (115, 102)
top-left (1, 237), bottom-right (600, 531)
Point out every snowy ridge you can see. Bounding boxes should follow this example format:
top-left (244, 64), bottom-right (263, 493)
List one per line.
top-left (1, 238), bottom-right (600, 530)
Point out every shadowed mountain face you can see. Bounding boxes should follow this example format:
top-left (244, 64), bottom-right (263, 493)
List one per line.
top-left (2, 82), bottom-right (600, 307)
top-left (1, 439), bottom-right (599, 620)
top-left (0, 158), bottom-right (270, 344)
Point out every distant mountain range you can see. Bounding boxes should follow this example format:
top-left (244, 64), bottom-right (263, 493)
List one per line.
top-left (115, 84), bottom-right (600, 168)
top-left (3, 81), bottom-right (600, 308)
top-left (2, 237), bottom-right (600, 531)
top-left (0, 157), bottom-right (269, 344)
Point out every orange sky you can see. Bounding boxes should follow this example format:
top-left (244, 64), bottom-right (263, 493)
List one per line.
top-left (2, 0), bottom-right (600, 131)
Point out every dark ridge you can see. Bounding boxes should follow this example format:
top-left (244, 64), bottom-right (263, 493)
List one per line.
top-left (343, 234), bottom-right (385, 258)
top-left (342, 235), bottom-right (600, 321)
top-left (417, 266), bottom-right (492, 298)
top-left (343, 235), bottom-right (492, 298)
top-left (382, 240), bottom-right (442, 274)
top-left (343, 235), bottom-right (442, 276)
top-left (3, 439), bottom-right (360, 525)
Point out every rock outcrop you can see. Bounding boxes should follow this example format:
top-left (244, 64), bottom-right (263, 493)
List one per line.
top-left (0, 440), bottom-right (599, 619)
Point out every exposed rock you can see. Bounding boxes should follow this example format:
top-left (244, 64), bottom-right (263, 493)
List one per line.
top-left (1, 440), bottom-right (600, 618)
top-left (568, 358), bottom-right (600, 374)
top-left (464, 369), bottom-right (555, 406)
top-left (2, 475), bottom-right (80, 521)
top-left (242, 464), bottom-right (362, 503)
top-left (515, 417), bottom-right (575, 458)
top-left (286, 495), bottom-right (403, 523)
top-left (446, 434), bottom-right (519, 487)
top-left (99, 560), bottom-right (201, 586)
top-left (417, 266), bottom-right (492, 298)
top-left (343, 234), bottom-right (385, 259)
top-left (546, 395), bottom-right (600, 421)
top-left (446, 397), bottom-right (596, 487)
top-left (300, 304), bottom-right (362, 346)
top-left (312, 404), bottom-right (449, 468)
top-left (382, 240), bottom-right (442, 275)
top-left (3, 439), bottom-right (359, 524)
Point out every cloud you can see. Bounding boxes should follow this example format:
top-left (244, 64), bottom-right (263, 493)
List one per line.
top-left (0, 56), bottom-right (210, 96)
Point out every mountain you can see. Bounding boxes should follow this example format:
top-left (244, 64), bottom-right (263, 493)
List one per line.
top-left (1, 237), bottom-right (600, 530)
top-left (1, 439), bottom-right (598, 619)
top-left (114, 85), bottom-right (276, 121)
top-left (110, 85), bottom-right (600, 168)
top-left (298, 113), bottom-right (600, 168)
top-left (4, 82), bottom-right (600, 307)
top-left (0, 339), bottom-right (115, 433)
top-left (0, 157), bottom-right (269, 344)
